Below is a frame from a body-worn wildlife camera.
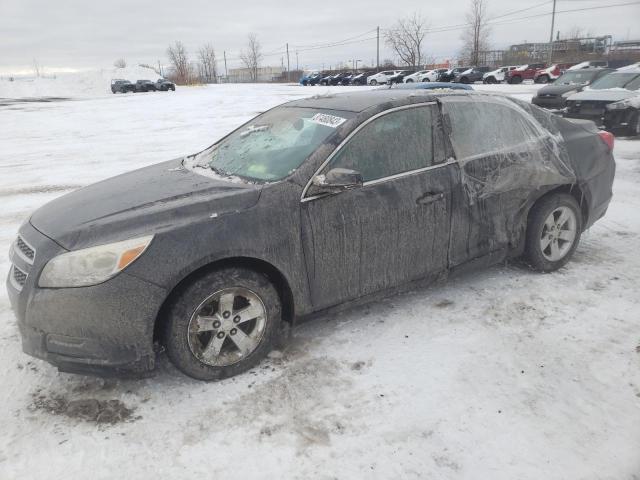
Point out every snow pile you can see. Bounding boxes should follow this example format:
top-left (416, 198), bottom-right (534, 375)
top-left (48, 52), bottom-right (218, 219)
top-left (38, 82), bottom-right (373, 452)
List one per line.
top-left (0, 65), bottom-right (162, 98)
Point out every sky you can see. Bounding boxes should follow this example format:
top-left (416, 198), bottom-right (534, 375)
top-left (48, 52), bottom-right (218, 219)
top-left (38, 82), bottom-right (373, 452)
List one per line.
top-left (1, 0), bottom-right (639, 75)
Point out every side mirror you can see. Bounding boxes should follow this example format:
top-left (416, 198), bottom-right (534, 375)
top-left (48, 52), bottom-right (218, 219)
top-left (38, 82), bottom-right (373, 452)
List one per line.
top-left (311, 168), bottom-right (363, 194)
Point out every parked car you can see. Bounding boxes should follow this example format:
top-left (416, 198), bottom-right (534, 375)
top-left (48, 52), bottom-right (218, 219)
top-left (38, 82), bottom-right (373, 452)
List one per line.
top-left (8, 89), bottom-right (615, 380)
top-left (423, 68), bottom-right (449, 82)
top-left (534, 63), bottom-right (576, 84)
top-left (506, 63), bottom-right (547, 84)
top-left (568, 61), bottom-right (609, 71)
top-left (388, 70), bottom-right (415, 84)
top-left (156, 78), bottom-right (176, 91)
top-left (111, 79), bottom-right (136, 94)
top-left (299, 72), bottom-right (323, 86)
top-left (532, 68), bottom-right (614, 110)
top-left (438, 67), bottom-right (470, 82)
top-left (402, 70), bottom-right (431, 83)
top-left (330, 72), bottom-right (354, 86)
top-left (454, 67), bottom-right (490, 84)
top-left (319, 73), bottom-right (335, 86)
top-left (482, 66), bottom-right (518, 84)
top-left (367, 70), bottom-right (402, 85)
top-left (351, 72), bottom-right (369, 85)
top-left (390, 82), bottom-right (473, 91)
top-left (564, 67), bottom-right (640, 135)
top-left (135, 80), bottom-right (157, 92)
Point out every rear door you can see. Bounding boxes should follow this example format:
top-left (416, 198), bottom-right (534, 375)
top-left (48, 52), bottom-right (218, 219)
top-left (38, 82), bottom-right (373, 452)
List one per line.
top-left (300, 103), bottom-right (454, 309)
top-left (441, 97), bottom-right (553, 266)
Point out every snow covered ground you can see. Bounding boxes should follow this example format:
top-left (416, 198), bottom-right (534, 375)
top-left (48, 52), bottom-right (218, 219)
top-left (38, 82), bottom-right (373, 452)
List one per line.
top-left (0, 82), bottom-right (639, 480)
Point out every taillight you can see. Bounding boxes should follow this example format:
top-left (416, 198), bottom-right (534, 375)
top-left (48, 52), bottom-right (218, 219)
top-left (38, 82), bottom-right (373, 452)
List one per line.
top-left (598, 131), bottom-right (615, 152)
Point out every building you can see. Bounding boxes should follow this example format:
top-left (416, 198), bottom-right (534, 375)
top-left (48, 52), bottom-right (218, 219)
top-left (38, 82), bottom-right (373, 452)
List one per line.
top-left (227, 66), bottom-right (285, 83)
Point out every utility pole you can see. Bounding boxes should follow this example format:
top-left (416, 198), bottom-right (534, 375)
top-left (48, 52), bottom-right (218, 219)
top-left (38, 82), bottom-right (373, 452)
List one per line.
top-left (376, 26), bottom-right (380, 72)
top-left (296, 50), bottom-right (299, 72)
top-left (286, 43), bottom-right (290, 82)
top-left (158, 60), bottom-right (162, 77)
top-left (223, 50), bottom-right (228, 81)
top-left (548, 0), bottom-right (557, 64)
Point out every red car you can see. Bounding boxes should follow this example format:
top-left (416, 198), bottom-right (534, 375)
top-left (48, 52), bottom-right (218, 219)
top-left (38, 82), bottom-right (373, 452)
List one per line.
top-left (506, 63), bottom-right (547, 84)
top-left (534, 63), bottom-right (576, 84)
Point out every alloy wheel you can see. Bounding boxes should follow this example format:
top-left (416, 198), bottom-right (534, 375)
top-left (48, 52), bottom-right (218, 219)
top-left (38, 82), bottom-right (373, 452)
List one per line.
top-left (187, 287), bottom-right (267, 367)
top-left (540, 206), bottom-right (577, 261)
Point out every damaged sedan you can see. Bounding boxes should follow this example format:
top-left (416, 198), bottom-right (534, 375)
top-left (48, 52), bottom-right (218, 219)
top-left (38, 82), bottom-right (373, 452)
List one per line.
top-left (8, 90), bottom-right (615, 380)
top-left (564, 67), bottom-right (640, 135)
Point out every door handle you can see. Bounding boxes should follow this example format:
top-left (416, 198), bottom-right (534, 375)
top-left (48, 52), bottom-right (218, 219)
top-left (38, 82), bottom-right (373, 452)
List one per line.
top-left (416, 192), bottom-right (444, 205)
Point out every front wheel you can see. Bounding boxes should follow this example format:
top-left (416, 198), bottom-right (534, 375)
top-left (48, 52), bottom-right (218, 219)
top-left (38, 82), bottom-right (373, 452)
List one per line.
top-left (536, 75), bottom-right (550, 84)
top-left (525, 193), bottom-right (582, 272)
top-left (405, 79), bottom-right (414, 83)
top-left (369, 79), bottom-right (377, 86)
top-left (164, 267), bottom-right (282, 380)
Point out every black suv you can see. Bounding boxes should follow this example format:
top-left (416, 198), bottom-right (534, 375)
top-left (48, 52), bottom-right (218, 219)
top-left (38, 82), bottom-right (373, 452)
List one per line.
top-left (111, 79), bottom-right (135, 94)
top-left (135, 80), bottom-right (157, 92)
top-left (454, 67), bottom-right (490, 84)
top-left (156, 78), bottom-right (176, 91)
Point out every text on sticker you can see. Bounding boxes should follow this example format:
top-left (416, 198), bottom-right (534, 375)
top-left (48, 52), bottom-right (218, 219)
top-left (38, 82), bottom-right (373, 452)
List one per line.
top-left (310, 113), bottom-right (347, 128)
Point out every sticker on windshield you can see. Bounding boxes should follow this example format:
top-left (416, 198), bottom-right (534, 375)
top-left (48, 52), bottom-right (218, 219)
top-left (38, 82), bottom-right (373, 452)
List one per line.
top-left (309, 113), bottom-right (347, 128)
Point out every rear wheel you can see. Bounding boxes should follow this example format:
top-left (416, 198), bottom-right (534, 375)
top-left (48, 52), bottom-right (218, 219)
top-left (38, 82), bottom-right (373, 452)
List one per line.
top-left (405, 78), bottom-right (414, 83)
top-left (486, 76), bottom-right (496, 84)
top-left (369, 79), bottom-right (377, 86)
top-left (627, 112), bottom-right (640, 137)
top-left (536, 75), bottom-right (550, 84)
top-left (511, 75), bottom-right (523, 84)
top-left (164, 267), bottom-right (281, 380)
top-left (525, 193), bottom-right (582, 272)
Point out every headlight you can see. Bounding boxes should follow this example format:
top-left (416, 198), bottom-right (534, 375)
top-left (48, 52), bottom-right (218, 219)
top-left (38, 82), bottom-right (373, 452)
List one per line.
top-left (561, 90), bottom-right (577, 98)
top-left (39, 235), bottom-right (154, 288)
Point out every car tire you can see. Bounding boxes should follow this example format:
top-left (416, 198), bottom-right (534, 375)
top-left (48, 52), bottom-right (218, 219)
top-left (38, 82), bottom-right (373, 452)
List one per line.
top-left (486, 76), bottom-right (496, 84)
top-left (511, 76), bottom-right (523, 84)
top-left (524, 193), bottom-right (582, 272)
top-left (302, 80), bottom-right (308, 86)
top-left (536, 75), bottom-right (550, 84)
top-left (369, 79), bottom-right (377, 86)
top-left (460, 77), bottom-right (469, 84)
top-left (405, 79), bottom-right (414, 83)
top-left (164, 267), bottom-right (282, 381)
top-left (422, 78), bottom-right (430, 82)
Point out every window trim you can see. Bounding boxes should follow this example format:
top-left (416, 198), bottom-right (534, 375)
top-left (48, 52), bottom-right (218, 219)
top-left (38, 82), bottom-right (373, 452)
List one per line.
top-left (301, 102), bottom-right (446, 203)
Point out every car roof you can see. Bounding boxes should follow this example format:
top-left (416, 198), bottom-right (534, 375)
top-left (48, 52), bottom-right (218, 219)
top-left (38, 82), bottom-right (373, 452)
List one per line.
top-left (284, 89), bottom-right (479, 112)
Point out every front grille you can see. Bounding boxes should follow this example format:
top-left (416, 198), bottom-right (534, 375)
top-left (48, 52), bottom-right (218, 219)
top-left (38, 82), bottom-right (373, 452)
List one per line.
top-left (11, 265), bottom-right (27, 291)
top-left (15, 236), bottom-right (35, 263)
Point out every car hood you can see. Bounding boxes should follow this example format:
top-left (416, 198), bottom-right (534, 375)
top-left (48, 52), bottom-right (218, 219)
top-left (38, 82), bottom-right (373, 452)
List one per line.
top-left (30, 158), bottom-right (262, 250)
top-left (567, 89), bottom-right (639, 102)
top-left (537, 84), bottom-right (584, 95)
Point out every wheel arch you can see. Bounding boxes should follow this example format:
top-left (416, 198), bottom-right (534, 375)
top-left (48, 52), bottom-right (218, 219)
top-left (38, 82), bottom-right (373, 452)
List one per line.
top-left (153, 256), bottom-right (296, 344)
top-left (533, 184), bottom-right (589, 227)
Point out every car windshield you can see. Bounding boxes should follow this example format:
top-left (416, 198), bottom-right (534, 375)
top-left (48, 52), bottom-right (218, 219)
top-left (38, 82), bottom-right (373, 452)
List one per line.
top-left (556, 70), bottom-right (600, 85)
top-left (186, 107), bottom-right (355, 182)
top-left (590, 72), bottom-right (640, 90)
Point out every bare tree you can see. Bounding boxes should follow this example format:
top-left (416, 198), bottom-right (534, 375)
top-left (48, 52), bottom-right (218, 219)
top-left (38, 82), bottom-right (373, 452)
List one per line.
top-left (198, 44), bottom-right (218, 83)
top-left (114, 58), bottom-right (127, 69)
top-left (384, 13), bottom-right (428, 68)
top-left (240, 33), bottom-right (263, 82)
top-left (460, 0), bottom-right (491, 66)
top-left (167, 41), bottom-right (190, 84)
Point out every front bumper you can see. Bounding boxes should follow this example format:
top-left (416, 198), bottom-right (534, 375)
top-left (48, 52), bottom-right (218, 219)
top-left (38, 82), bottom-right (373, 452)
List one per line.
top-left (7, 222), bottom-right (167, 377)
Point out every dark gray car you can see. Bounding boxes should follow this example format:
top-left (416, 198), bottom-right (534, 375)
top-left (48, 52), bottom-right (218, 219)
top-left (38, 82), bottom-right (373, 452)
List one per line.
top-left (532, 68), bottom-right (614, 110)
top-left (7, 90), bottom-right (615, 380)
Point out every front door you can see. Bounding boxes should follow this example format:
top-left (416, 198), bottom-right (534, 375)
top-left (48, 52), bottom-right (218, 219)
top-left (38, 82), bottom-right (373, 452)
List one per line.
top-left (300, 103), bottom-right (454, 310)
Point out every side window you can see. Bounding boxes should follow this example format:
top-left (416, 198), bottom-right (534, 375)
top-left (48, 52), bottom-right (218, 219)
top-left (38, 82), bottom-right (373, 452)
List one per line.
top-left (328, 105), bottom-right (439, 182)
top-left (444, 101), bottom-right (540, 159)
